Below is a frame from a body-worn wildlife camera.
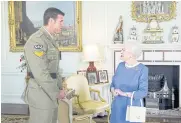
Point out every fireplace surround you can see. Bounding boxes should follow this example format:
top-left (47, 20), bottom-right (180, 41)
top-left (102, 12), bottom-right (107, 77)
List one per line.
top-left (145, 65), bottom-right (179, 110)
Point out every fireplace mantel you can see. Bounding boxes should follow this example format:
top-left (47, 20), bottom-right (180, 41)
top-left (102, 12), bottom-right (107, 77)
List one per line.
top-left (111, 44), bottom-right (181, 65)
top-left (108, 43), bottom-right (181, 50)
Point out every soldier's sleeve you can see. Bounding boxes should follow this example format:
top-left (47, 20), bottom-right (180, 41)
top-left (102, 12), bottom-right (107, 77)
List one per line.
top-left (24, 38), bottom-right (59, 101)
top-left (57, 68), bottom-right (63, 90)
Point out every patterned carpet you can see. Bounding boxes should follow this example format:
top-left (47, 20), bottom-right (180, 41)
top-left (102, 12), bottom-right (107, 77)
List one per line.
top-left (2, 115), bottom-right (181, 123)
top-left (1, 115), bottom-right (107, 123)
top-left (1, 115), bottom-right (29, 123)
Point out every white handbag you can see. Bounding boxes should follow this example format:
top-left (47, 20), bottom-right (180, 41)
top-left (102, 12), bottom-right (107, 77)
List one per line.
top-left (126, 91), bottom-right (146, 122)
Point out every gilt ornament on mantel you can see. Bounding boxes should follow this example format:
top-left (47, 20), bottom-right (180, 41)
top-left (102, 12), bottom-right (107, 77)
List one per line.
top-left (113, 15), bottom-right (124, 44)
top-left (142, 16), bottom-right (164, 44)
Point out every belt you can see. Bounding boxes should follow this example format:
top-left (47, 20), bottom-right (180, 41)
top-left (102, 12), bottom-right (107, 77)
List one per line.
top-left (28, 72), bottom-right (57, 79)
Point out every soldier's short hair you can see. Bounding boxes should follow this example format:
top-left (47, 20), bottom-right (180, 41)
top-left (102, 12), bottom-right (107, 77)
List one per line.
top-left (43, 7), bottom-right (65, 25)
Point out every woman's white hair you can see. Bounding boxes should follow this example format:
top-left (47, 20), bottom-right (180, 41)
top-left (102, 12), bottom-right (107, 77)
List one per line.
top-left (124, 41), bottom-right (142, 59)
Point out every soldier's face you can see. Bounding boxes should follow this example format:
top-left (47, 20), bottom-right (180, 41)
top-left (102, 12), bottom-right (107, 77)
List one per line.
top-left (53, 14), bottom-right (64, 33)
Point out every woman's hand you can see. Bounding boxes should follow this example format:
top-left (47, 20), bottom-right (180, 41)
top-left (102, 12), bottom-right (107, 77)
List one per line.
top-left (111, 88), bottom-right (118, 97)
top-left (115, 89), bottom-right (124, 96)
top-left (114, 89), bottom-right (125, 96)
top-left (115, 89), bottom-right (132, 98)
top-left (113, 90), bottom-right (119, 97)
top-left (125, 92), bottom-right (132, 98)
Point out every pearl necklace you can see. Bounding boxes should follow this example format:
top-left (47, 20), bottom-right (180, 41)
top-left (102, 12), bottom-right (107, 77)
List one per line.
top-left (125, 62), bottom-right (140, 68)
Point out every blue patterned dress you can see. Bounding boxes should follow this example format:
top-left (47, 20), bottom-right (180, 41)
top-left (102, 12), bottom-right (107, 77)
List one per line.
top-left (110, 62), bottom-right (148, 123)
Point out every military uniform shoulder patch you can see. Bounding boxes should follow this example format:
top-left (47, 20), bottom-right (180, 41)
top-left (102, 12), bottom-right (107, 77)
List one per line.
top-left (34, 51), bottom-right (44, 57)
top-left (34, 45), bottom-right (43, 49)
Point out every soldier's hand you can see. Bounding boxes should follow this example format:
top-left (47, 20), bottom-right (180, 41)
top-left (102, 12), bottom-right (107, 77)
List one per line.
top-left (57, 90), bottom-right (66, 99)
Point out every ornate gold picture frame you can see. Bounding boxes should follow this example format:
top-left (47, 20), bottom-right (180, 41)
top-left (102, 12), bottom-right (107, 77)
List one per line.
top-left (131, 1), bottom-right (177, 22)
top-left (8, 1), bottom-right (82, 52)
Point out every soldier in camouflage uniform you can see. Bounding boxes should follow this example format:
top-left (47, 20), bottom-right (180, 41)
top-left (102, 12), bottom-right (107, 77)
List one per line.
top-left (23, 7), bottom-right (65, 123)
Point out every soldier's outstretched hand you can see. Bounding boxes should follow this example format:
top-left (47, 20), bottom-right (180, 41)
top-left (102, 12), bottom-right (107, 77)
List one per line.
top-left (57, 90), bottom-right (66, 99)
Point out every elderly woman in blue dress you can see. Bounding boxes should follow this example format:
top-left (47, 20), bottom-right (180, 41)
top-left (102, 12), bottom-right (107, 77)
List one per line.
top-left (110, 41), bottom-right (148, 123)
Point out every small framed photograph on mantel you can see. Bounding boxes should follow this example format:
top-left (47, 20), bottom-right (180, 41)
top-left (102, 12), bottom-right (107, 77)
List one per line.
top-left (77, 70), bottom-right (86, 77)
top-left (98, 70), bottom-right (108, 83)
top-left (86, 71), bottom-right (98, 85)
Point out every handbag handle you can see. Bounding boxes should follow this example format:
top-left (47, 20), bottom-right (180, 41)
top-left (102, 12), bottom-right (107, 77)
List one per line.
top-left (130, 91), bottom-right (143, 107)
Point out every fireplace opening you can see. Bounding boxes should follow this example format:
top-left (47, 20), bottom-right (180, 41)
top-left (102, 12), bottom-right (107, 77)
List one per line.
top-left (144, 65), bottom-right (180, 110)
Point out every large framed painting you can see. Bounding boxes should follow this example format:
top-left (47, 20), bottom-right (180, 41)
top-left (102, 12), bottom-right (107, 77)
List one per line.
top-left (8, 1), bottom-right (82, 52)
top-left (131, 1), bottom-right (177, 22)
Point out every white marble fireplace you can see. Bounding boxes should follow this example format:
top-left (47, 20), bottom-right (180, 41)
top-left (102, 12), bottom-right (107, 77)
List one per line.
top-left (109, 44), bottom-right (181, 108)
